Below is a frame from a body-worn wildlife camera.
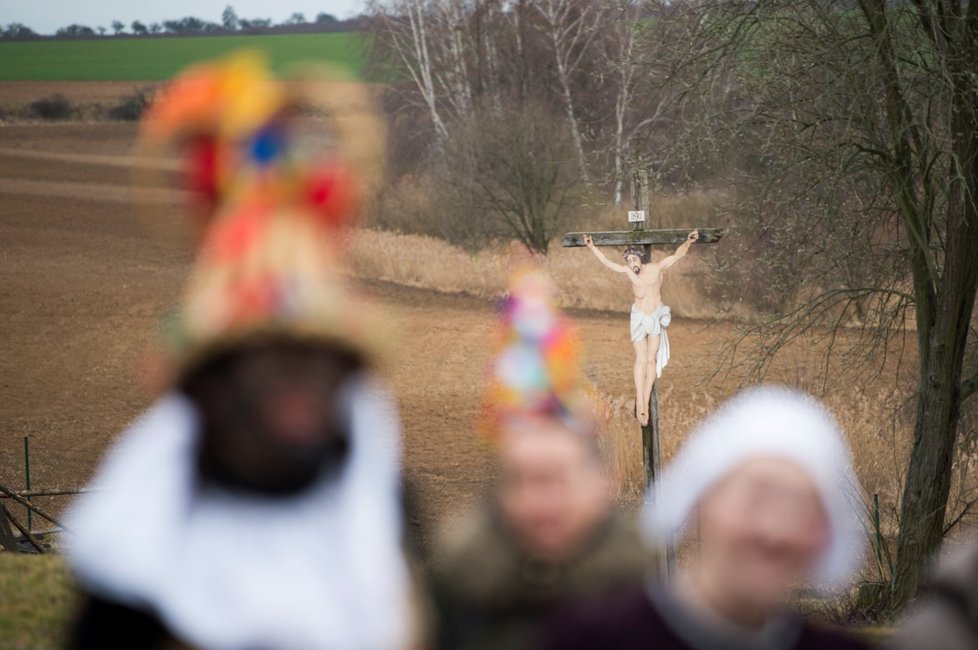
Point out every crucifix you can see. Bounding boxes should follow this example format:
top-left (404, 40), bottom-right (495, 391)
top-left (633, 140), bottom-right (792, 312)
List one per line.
top-left (562, 170), bottom-right (723, 489)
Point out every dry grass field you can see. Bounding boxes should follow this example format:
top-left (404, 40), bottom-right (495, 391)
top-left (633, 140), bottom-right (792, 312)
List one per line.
top-left (0, 92), bottom-right (954, 645)
top-left (0, 118), bottom-right (932, 543)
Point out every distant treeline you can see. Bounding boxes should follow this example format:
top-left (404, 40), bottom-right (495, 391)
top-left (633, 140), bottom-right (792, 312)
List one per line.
top-left (0, 5), bottom-right (361, 40)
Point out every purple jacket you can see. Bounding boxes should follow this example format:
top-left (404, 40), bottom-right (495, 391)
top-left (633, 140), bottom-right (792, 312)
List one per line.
top-left (542, 586), bottom-right (873, 650)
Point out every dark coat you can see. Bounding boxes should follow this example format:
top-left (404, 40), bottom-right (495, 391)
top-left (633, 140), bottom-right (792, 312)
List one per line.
top-left (431, 508), bottom-right (652, 650)
top-left (542, 586), bottom-right (873, 650)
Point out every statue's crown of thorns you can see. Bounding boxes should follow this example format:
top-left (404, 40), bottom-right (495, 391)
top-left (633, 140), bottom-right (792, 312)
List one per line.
top-left (623, 246), bottom-right (648, 263)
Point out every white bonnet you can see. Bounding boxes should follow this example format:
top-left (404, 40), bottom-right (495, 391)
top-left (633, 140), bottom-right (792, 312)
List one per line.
top-left (643, 385), bottom-right (865, 591)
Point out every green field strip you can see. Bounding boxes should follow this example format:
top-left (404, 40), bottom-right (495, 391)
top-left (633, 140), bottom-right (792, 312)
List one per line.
top-left (0, 32), bottom-right (369, 81)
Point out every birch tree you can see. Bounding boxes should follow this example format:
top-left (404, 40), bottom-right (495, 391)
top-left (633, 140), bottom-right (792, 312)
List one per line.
top-left (532, 0), bottom-right (604, 180)
top-left (368, 0), bottom-right (452, 141)
top-left (607, 1), bottom-right (639, 205)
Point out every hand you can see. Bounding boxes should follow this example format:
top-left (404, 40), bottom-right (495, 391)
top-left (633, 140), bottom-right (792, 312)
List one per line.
top-left (583, 234), bottom-right (594, 247)
top-left (687, 229), bottom-right (700, 243)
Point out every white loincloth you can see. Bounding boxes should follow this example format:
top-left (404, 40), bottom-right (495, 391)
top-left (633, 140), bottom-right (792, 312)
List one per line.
top-left (630, 304), bottom-right (671, 378)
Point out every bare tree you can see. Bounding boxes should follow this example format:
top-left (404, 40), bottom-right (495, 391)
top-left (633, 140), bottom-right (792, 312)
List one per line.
top-left (598, 0), bottom-right (676, 205)
top-left (606, 1), bottom-right (639, 205)
top-left (532, 0), bottom-right (604, 180)
top-left (433, 0), bottom-right (473, 118)
top-left (368, 0), bottom-right (593, 147)
top-left (440, 102), bottom-right (584, 253)
top-left (664, 0), bottom-right (978, 610)
top-left (367, 0), bottom-right (457, 142)
top-left (365, 0), bottom-right (712, 247)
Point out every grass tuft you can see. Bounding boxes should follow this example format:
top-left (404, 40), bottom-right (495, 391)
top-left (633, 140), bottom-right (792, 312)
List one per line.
top-left (27, 94), bottom-right (75, 120)
top-left (0, 554), bottom-right (74, 650)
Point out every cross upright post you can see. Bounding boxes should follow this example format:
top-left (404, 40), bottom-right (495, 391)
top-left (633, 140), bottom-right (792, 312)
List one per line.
top-left (628, 170), bottom-right (659, 490)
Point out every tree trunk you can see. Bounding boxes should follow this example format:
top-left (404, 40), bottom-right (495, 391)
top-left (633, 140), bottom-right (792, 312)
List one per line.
top-left (559, 77), bottom-right (589, 181)
top-left (892, 221), bottom-right (978, 605)
top-left (891, 33), bottom-right (978, 606)
top-left (549, 23), bottom-right (589, 181)
top-left (892, 336), bottom-right (968, 607)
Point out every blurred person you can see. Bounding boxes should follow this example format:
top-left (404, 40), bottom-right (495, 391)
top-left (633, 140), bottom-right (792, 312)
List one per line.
top-left (430, 267), bottom-right (652, 650)
top-left (891, 536), bottom-right (978, 650)
top-left (543, 386), bottom-right (873, 650)
top-left (65, 53), bottom-right (416, 650)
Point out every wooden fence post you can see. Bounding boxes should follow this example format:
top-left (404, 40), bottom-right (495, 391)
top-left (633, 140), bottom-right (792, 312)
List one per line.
top-left (0, 504), bottom-right (19, 553)
top-left (23, 436), bottom-right (32, 532)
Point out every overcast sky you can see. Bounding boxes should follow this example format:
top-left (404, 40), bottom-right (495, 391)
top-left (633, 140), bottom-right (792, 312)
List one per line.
top-left (2, 1), bottom-right (367, 35)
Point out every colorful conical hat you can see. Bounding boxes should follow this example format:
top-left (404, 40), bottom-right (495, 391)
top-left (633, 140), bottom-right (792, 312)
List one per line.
top-left (481, 263), bottom-right (594, 438)
top-left (139, 51), bottom-right (387, 381)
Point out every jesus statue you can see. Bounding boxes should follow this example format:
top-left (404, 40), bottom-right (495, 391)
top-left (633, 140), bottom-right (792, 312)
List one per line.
top-left (583, 230), bottom-right (699, 425)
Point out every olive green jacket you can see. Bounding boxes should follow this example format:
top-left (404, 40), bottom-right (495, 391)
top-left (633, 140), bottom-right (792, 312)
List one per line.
top-left (430, 507), bottom-right (653, 650)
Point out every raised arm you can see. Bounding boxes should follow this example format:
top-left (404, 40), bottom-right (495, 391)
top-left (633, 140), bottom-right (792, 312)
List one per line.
top-left (660, 229), bottom-right (699, 270)
top-left (584, 235), bottom-right (630, 274)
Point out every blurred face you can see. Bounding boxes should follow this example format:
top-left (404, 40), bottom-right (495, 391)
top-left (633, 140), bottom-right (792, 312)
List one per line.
top-left (185, 341), bottom-right (360, 495)
top-left (625, 254), bottom-right (642, 274)
top-left (235, 346), bottom-right (345, 441)
top-left (496, 418), bottom-right (610, 560)
top-left (689, 458), bottom-right (829, 624)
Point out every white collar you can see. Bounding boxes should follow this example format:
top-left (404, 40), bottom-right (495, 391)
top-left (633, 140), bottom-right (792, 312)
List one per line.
top-left (66, 377), bottom-right (413, 650)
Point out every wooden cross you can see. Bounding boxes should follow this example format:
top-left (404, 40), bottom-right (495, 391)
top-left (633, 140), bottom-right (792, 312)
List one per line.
top-left (561, 172), bottom-right (724, 489)
top-left (562, 171), bottom-right (724, 579)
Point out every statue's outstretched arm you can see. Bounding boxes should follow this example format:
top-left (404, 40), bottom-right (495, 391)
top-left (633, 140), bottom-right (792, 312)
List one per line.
top-left (584, 235), bottom-right (629, 273)
top-left (660, 229), bottom-right (699, 270)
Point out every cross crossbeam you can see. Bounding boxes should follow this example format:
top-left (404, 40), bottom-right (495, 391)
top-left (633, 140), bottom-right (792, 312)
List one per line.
top-left (562, 228), bottom-right (724, 248)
